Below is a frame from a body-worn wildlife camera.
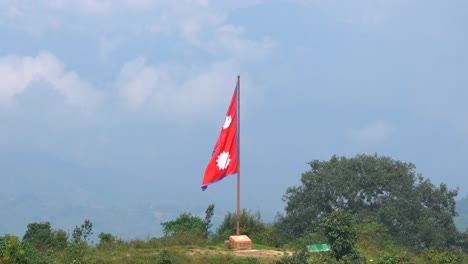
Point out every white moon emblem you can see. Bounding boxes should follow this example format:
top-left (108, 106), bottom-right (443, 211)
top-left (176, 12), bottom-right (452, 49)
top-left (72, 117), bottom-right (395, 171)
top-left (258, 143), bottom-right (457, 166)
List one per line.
top-left (223, 115), bottom-right (232, 129)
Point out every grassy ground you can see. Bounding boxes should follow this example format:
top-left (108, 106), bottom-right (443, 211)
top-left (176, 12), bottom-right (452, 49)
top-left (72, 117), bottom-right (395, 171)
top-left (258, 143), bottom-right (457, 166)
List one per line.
top-left (84, 242), bottom-right (288, 264)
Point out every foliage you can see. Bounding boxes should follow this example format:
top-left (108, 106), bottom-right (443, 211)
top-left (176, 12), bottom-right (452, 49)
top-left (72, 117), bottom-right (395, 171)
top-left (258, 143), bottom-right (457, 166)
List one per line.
top-left (279, 154), bottom-right (459, 250)
top-left (286, 231), bottom-right (327, 250)
top-left (3, 154), bottom-right (468, 263)
top-left (61, 242), bottom-right (87, 264)
top-left (72, 219), bottom-right (93, 245)
top-left (157, 231), bottom-right (209, 247)
top-left (204, 204), bottom-right (215, 237)
top-left (323, 209), bottom-right (361, 262)
top-left (157, 249), bottom-right (177, 264)
top-left (0, 235), bottom-right (21, 262)
top-left (98, 232), bottom-right (116, 244)
top-left (0, 234), bottom-right (52, 264)
top-left (214, 209), bottom-right (279, 246)
top-left (22, 222), bottom-right (54, 250)
top-left (273, 249), bottom-right (311, 264)
top-left (457, 230), bottom-right (468, 253)
top-left (419, 248), bottom-right (462, 264)
top-left (53, 229), bottom-right (68, 251)
top-left (230, 257), bottom-right (262, 264)
top-left (161, 204), bottom-right (215, 239)
top-left (376, 253), bottom-right (402, 264)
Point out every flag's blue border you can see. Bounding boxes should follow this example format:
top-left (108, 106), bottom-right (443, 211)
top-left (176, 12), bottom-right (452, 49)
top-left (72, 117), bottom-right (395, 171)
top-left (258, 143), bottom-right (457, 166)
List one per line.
top-left (201, 172), bottom-right (238, 191)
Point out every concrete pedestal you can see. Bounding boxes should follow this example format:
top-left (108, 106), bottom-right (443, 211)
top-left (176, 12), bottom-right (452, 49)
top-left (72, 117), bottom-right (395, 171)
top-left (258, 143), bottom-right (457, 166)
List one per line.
top-left (229, 235), bottom-right (252, 250)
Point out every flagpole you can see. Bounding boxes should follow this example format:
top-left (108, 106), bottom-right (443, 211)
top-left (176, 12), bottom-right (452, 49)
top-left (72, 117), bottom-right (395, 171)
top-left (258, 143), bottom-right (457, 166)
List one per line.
top-left (236, 74), bottom-right (240, 236)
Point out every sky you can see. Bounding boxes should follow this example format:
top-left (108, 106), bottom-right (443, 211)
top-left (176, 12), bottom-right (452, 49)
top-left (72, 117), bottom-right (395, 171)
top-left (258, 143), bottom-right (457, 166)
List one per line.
top-left (1, 0), bottom-right (468, 239)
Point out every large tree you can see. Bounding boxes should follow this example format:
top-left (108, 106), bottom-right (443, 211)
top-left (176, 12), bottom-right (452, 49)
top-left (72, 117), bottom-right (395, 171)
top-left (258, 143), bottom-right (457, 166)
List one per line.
top-left (22, 222), bottom-right (54, 250)
top-left (279, 154), bottom-right (459, 249)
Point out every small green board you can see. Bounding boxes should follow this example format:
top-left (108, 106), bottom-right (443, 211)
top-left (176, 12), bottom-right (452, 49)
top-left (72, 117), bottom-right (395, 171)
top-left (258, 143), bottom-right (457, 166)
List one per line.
top-left (306, 244), bottom-right (330, 253)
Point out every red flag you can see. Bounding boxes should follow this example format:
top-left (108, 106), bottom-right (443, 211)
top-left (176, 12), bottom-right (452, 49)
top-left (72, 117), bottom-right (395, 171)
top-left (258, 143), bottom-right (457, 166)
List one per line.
top-left (202, 84), bottom-right (238, 190)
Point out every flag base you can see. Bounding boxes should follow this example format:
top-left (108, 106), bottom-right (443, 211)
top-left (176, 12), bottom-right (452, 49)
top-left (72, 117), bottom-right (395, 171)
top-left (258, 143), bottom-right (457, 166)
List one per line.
top-left (229, 235), bottom-right (252, 250)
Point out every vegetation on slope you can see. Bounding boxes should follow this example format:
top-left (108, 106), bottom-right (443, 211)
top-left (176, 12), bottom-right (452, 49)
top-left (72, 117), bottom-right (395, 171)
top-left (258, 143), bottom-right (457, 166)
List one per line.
top-left (2, 154), bottom-right (468, 263)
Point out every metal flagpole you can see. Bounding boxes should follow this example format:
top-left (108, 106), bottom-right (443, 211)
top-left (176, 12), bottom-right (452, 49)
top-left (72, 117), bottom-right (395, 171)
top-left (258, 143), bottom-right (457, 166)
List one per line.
top-left (236, 75), bottom-right (240, 236)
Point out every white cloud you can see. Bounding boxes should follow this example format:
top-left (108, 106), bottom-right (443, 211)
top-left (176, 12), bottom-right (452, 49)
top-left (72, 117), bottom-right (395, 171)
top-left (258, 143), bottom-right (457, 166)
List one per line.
top-left (207, 24), bottom-right (274, 59)
top-left (153, 3), bottom-right (273, 59)
top-left (117, 57), bottom-right (162, 110)
top-left (98, 35), bottom-right (121, 63)
top-left (1, 1), bottom-right (273, 59)
top-left (295, 0), bottom-right (414, 31)
top-left (117, 57), bottom-right (240, 121)
top-left (75, 0), bottom-right (113, 14)
top-left (0, 51), bottom-right (100, 111)
top-left (349, 120), bottom-right (393, 144)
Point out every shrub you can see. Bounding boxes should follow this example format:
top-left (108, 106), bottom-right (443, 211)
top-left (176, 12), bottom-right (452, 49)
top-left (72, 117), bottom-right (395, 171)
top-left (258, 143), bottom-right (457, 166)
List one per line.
top-left (61, 242), bottom-right (86, 264)
top-left (98, 232), bottom-right (116, 244)
top-left (0, 235), bottom-right (52, 264)
top-left (376, 253), bottom-right (401, 264)
top-left (273, 249), bottom-right (310, 264)
top-left (214, 209), bottom-right (280, 247)
top-left (420, 248), bottom-right (462, 264)
top-left (230, 257), bottom-right (262, 264)
top-left (157, 250), bottom-right (176, 264)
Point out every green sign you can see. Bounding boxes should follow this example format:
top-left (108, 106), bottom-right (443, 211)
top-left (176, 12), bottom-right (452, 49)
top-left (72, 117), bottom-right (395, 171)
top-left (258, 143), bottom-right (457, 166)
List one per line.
top-left (306, 244), bottom-right (330, 253)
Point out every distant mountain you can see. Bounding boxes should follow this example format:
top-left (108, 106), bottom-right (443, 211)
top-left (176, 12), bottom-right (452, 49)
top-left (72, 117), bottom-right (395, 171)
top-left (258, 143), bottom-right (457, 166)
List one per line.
top-left (0, 150), bottom-right (176, 240)
top-left (455, 196), bottom-right (468, 232)
top-left (0, 149), bottom-right (233, 240)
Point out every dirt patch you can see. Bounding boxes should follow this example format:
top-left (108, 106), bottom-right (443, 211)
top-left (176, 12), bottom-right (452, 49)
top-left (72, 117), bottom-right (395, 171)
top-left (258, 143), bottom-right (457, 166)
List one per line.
top-left (186, 248), bottom-right (292, 260)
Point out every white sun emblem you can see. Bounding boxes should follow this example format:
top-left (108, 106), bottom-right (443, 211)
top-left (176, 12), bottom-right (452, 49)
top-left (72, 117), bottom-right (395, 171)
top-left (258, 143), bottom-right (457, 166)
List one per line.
top-left (223, 115), bottom-right (232, 129)
top-left (216, 151), bottom-right (231, 170)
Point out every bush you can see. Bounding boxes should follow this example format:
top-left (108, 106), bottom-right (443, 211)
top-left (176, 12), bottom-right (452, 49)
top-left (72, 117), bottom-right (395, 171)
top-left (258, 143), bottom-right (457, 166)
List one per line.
top-left (214, 209), bottom-right (280, 247)
top-left (230, 257), bottom-right (261, 264)
top-left (97, 232), bottom-right (116, 249)
top-left (161, 204), bottom-right (214, 239)
top-left (287, 232), bottom-right (327, 250)
top-left (61, 242), bottom-right (87, 264)
top-left (376, 253), bottom-right (401, 264)
top-left (0, 235), bottom-right (22, 262)
top-left (0, 235), bottom-right (52, 264)
top-left (273, 250), bottom-right (310, 264)
top-left (158, 231), bottom-right (208, 247)
top-left (420, 248), bottom-right (462, 264)
top-left (157, 250), bottom-right (177, 264)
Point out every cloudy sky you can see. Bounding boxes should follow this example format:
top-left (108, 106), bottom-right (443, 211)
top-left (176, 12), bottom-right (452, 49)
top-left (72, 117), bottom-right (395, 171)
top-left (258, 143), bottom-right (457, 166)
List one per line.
top-left (1, 0), bottom-right (467, 238)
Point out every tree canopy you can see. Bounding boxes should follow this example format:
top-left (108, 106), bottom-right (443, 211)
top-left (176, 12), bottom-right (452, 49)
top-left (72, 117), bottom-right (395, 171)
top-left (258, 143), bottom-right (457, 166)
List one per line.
top-left (278, 154), bottom-right (459, 250)
top-left (22, 222), bottom-right (54, 250)
top-left (161, 204), bottom-right (214, 238)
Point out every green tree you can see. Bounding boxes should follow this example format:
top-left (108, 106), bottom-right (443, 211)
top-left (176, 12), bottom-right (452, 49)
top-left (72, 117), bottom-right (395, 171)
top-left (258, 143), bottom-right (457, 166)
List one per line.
top-left (161, 204), bottom-right (215, 238)
top-left (53, 229), bottom-right (68, 251)
top-left (323, 209), bottom-right (360, 262)
top-left (72, 219), bottom-right (93, 245)
top-left (203, 204), bottom-right (215, 238)
top-left (98, 232), bottom-right (116, 244)
top-left (279, 154), bottom-right (459, 250)
top-left (22, 222), bottom-right (54, 250)
top-left (0, 234), bottom-right (21, 260)
top-left (214, 209), bottom-right (277, 246)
